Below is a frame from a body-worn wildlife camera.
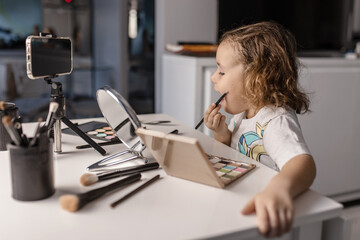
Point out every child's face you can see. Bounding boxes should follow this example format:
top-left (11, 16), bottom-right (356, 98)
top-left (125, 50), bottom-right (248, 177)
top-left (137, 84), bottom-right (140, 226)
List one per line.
top-left (211, 42), bottom-right (251, 115)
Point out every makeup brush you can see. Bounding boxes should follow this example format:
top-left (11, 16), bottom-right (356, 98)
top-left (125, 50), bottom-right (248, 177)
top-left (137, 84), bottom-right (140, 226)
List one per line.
top-left (195, 92), bottom-right (228, 129)
top-left (76, 138), bottom-right (122, 149)
top-left (0, 101), bottom-right (16, 111)
top-left (111, 174), bottom-right (161, 208)
top-left (44, 102), bottom-right (59, 129)
top-left (2, 115), bottom-right (22, 146)
top-left (29, 117), bottom-right (44, 147)
top-left (80, 162), bottom-right (160, 186)
top-left (12, 117), bottom-right (29, 146)
top-left (59, 173), bottom-right (141, 212)
top-left (142, 120), bottom-right (171, 125)
top-left (12, 117), bottom-right (23, 135)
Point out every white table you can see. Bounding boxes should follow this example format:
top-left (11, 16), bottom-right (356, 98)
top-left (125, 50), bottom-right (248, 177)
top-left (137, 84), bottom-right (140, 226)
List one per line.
top-left (0, 114), bottom-right (342, 240)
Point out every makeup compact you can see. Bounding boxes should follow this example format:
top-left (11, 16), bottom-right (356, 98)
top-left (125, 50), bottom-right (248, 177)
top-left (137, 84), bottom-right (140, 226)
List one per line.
top-left (136, 128), bottom-right (256, 188)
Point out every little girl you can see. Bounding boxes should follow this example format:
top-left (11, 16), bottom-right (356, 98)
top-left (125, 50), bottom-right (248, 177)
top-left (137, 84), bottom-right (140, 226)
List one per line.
top-left (204, 22), bottom-right (316, 237)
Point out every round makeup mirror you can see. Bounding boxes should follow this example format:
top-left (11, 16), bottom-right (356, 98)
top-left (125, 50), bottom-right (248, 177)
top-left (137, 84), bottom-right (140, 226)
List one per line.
top-left (87, 85), bottom-right (146, 171)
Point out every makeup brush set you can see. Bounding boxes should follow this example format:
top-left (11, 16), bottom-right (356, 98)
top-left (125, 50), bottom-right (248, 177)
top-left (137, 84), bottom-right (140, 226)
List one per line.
top-left (60, 172), bottom-right (161, 212)
top-left (0, 101), bottom-right (58, 149)
top-left (58, 139), bottom-right (162, 212)
top-left (1, 101), bottom-right (63, 201)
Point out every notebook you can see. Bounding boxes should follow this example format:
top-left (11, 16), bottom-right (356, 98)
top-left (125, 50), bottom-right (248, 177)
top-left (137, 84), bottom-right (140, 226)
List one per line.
top-left (135, 128), bottom-right (256, 188)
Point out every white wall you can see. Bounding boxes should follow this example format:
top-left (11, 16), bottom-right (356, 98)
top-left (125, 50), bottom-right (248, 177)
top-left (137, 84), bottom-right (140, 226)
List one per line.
top-left (92, 0), bottom-right (129, 97)
top-left (155, 0), bottom-right (218, 113)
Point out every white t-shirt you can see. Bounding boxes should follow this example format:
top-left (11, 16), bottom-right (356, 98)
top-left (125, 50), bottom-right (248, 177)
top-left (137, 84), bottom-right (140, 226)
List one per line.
top-left (228, 106), bottom-right (311, 171)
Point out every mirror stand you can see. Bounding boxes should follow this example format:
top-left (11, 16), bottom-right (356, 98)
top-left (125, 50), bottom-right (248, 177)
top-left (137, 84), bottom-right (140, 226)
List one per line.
top-left (87, 148), bottom-right (148, 171)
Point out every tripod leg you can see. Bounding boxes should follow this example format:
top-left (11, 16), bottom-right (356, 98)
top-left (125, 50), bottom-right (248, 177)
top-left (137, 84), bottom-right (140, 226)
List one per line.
top-left (61, 117), bottom-right (107, 156)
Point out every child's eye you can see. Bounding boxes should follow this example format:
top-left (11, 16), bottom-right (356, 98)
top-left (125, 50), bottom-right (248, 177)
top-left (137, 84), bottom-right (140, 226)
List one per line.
top-left (219, 72), bottom-right (225, 76)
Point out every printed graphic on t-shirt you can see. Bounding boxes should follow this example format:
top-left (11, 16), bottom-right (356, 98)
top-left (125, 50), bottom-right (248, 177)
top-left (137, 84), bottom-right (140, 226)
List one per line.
top-left (238, 122), bottom-right (269, 162)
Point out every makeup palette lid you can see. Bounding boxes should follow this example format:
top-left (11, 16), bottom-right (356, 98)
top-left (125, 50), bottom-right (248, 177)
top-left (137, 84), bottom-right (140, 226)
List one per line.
top-left (136, 128), bottom-right (225, 188)
top-left (96, 85), bottom-right (144, 152)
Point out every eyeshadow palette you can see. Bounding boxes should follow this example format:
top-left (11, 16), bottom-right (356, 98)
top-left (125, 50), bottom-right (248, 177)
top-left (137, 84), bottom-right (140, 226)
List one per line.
top-left (208, 155), bottom-right (255, 185)
top-left (136, 128), bottom-right (256, 188)
top-left (62, 121), bottom-right (119, 142)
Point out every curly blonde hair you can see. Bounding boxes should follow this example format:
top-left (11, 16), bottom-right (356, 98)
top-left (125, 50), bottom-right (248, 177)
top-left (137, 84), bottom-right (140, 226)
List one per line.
top-left (220, 21), bottom-right (310, 114)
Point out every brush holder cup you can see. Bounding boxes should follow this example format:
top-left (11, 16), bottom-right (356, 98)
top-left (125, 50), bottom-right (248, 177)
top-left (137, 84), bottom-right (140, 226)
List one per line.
top-left (0, 105), bottom-right (19, 151)
top-left (8, 137), bottom-right (55, 201)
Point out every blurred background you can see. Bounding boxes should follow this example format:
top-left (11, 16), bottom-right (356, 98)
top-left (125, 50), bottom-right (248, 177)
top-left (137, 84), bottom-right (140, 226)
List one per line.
top-left (0, 0), bottom-right (154, 121)
top-left (0, 0), bottom-right (359, 121)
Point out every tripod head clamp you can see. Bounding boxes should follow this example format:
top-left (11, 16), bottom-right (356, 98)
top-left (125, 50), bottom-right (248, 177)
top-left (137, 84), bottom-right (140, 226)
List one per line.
top-left (50, 82), bottom-right (64, 97)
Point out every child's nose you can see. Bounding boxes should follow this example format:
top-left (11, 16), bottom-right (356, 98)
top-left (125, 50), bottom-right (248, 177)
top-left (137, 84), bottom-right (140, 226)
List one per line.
top-left (210, 72), bottom-right (216, 83)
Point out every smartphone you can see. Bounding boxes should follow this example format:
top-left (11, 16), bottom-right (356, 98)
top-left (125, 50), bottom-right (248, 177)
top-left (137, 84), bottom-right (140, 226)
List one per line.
top-left (26, 36), bottom-right (73, 79)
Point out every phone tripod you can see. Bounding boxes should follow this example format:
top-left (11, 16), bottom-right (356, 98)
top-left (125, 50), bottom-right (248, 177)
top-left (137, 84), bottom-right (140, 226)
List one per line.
top-left (45, 78), bottom-right (106, 155)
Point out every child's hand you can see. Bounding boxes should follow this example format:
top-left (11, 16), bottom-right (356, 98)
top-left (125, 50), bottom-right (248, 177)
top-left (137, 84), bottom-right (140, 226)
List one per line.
top-left (241, 155), bottom-right (315, 237)
top-left (204, 103), bottom-right (230, 144)
top-left (241, 187), bottom-right (294, 237)
top-left (204, 103), bottom-right (226, 131)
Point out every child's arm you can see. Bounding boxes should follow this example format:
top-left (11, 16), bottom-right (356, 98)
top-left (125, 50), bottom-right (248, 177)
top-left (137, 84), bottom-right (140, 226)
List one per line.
top-left (204, 103), bottom-right (231, 145)
top-left (241, 154), bottom-right (316, 237)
